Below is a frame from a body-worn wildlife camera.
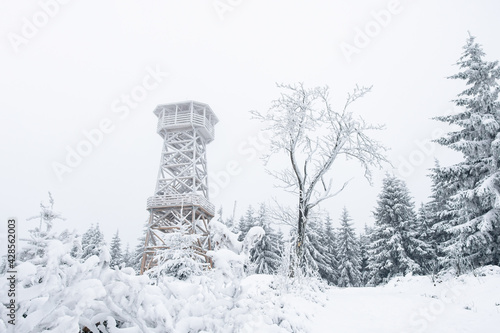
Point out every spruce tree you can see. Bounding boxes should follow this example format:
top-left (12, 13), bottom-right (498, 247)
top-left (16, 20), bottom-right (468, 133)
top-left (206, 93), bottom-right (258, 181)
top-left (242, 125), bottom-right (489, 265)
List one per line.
top-left (275, 229), bottom-right (285, 256)
top-left (416, 203), bottom-right (439, 274)
top-left (16, 198), bottom-right (87, 332)
top-left (146, 226), bottom-right (204, 281)
top-left (133, 233), bottom-right (146, 274)
top-left (368, 175), bottom-right (433, 285)
top-left (81, 223), bottom-right (106, 261)
top-left (20, 193), bottom-right (69, 263)
top-left (433, 34), bottom-right (500, 271)
top-left (237, 206), bottom-right (255, 241)
top-left (121, 243), bottom-right (134, 269)
top-left (109, 230), bottom-right (122, 269)
top-left (217, 205), bottom-right (224, 222)
top-left (425, 161), bottom-right (453, 257)
top-left (336, 208), bottom-right (361, 287)
top-left (216, 205), bottom-right (230, 228)
top-left (359, 225), bottom-right (372, 286)
top-left (322, 214), bottom-right (339, 284)
top-left (250, 204), bottom-right (281, 274)
top-left (303, 216), bottom-right (330, 278)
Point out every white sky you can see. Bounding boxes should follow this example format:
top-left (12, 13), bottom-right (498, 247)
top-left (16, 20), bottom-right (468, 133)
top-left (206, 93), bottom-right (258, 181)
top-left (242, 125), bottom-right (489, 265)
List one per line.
top-left (1, 0), bottom-right (500, 247)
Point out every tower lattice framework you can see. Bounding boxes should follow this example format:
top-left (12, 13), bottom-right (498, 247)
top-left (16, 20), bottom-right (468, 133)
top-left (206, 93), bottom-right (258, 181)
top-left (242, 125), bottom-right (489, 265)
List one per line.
top-left (141, 101), bottom-right (218, 274)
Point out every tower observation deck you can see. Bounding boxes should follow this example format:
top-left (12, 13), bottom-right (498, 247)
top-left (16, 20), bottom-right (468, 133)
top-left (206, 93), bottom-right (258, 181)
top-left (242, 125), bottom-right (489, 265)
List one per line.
top-left (140, 101), bottom-right (218, 273)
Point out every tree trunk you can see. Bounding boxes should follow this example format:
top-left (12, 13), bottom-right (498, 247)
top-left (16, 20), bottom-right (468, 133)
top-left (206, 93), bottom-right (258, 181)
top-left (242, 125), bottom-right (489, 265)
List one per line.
top-left (296, 195), bottom-right (308, 268)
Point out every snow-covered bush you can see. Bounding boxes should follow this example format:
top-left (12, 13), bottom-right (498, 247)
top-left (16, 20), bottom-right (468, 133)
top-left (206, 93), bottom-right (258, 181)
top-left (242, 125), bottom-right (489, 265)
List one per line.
top-left (209, 220), bottom-right (265, 279)
top-left (146, 231), bottom-right (205, 282)
top-left (11, 243), bottom-right (175, 332)
top-left (0, 196), bottom-right (332, 332)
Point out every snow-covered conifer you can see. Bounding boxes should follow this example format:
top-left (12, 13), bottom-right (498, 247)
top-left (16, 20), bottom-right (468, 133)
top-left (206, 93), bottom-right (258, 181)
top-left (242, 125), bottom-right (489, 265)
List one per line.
top-left (433, 34), bottom-right (500, 271)
top-left (368, 175), bottom-right (433, 285)
top-left (416, 203), bottom-right (439, 274)
top-left (81, 223), bottom-right (106, 261)
top-left (133, 233), bottom-right (146, 273)
top-left (426, 161), bottom-right (453, 247)
top-left (336, 208), bottom-right (361, 287)
top-left (321, 214), bottom-right (339, 284)
top-left (250, 204), bottom-right (281, 274)
top-left (146, 228), bottom-right (204, 281)
top-left (303, 216), bottom-right (330, 279)
top-left (20, 192), bottom-right (66, 262)
top-left (121, 242), bottom-right (134, 269)
top-left (238, 205), bottom-right (255, 241)
top-left (109, 230), bottom-right (122, 269)
top-left (358, 227), bottom-right (371, 286)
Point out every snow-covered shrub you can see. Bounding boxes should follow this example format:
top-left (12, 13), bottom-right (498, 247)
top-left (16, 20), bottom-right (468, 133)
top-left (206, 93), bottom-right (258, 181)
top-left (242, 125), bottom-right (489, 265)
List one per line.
top-left (1, 196), bottom-right (333, 332)
top-left (11, 243), bottom-right (175, 332)
top-left (208, 220), bottom-right (264, 282)
top-left (146, 231), bottom-right (205, 282)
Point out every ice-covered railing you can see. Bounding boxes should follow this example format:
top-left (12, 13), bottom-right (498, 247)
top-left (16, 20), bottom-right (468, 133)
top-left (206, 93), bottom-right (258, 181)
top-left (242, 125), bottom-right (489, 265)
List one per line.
top-left (154, 101), bottom-right (217, 142)
top-left (157, 112), bottom-right (214, 140)
top-left (147, 193), bottom-right (215, 216)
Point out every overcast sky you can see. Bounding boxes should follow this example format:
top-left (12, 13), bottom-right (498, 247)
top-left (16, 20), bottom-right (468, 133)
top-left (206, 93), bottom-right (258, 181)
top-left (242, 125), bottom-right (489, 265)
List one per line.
top-left (2, 0), bottom-right (500, 247)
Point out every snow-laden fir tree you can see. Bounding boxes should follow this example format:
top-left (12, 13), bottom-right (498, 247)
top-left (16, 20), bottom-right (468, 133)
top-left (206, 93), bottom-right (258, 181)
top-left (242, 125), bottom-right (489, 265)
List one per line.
top-left (336, 208), bottom-right (361, 287)
top-left (250, 204), bottom-right (282, 274)
top-left (321, 214), bottom-right (339, 284)
top-left (425, 160), bottom-right (454, 267)
top-left (121, 242), bottom-right (134, 269)
top-left (109, 230), bottom-right (122, 269)
top-left (433, 34), bottom-right (500, 271)
top-left (20, 192), bottom-right (68, 263)
top-left (416, 203), bottom-right (438, 274)
top-left (217, 205), bottom-right (233, 229)
top-left (238, 205), bottom-right (255, 241)
top-left (133, 232), bottom-right (146, 273)
top-left (358, 225), bottom-right (372, 286)
top-left (368, 175), bottom-right (433, 285)
top-left (80, 223), bottom-right (106, 261)
top-left (27, 192), bottom-right (65, 232)
top-left (303, 216), bottom-right (330, 279)
top-left (146, 226), bottom-right (204, 281)
top-left (275, 229), bottom-right (285, 255)
top-left (217, 205), bottom-right (224, 224)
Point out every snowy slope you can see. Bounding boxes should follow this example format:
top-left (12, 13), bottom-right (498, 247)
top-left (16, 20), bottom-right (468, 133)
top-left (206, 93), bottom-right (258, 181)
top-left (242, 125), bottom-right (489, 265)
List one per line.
top-left (2, 240), bottom-right (499, 333)
top-left (312, 266), bottom-right (500, 333)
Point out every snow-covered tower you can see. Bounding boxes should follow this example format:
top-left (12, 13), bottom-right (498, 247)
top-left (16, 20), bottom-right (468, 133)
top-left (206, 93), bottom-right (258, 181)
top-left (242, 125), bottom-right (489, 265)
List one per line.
top-left (140, 101), bottom-right (218, 273)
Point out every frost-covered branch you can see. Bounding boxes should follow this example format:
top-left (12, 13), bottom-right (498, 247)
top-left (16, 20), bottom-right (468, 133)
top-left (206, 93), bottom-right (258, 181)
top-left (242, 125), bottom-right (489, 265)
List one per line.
top-left (252, 83), bottom-right (388, 266)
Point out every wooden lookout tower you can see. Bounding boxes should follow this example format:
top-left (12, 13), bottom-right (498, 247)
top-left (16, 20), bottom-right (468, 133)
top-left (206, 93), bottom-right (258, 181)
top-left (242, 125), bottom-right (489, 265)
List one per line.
top-left (140, 101), bottom-right (218, 273)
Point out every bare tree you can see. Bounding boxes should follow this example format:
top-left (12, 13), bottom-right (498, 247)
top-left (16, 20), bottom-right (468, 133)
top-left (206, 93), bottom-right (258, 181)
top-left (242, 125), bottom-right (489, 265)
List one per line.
top-left (252, 83), bottom-right (388, 266)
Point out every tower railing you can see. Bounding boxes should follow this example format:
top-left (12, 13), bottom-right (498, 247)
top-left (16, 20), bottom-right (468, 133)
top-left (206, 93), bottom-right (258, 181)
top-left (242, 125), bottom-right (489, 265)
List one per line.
top-left (157, 111), bottom-right (215, 141)
top-left (147, 193), bottom-right (215, 216)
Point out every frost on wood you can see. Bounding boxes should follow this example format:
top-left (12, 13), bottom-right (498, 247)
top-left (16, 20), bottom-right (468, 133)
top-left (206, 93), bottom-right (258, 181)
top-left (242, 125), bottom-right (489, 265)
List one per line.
top-left (142, 101), bottom-right (218, 273)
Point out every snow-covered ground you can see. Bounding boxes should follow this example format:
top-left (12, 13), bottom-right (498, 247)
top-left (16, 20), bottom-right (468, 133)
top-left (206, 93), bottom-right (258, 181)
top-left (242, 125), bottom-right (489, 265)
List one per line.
top-left (2, 231), bottom-right (499, 333)
top-left (2, 263), bottom-right (500, 332)
top-left (162, 265), bottom-right (500, 332)
top-left (311, 266), bottom-right (500, 333)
